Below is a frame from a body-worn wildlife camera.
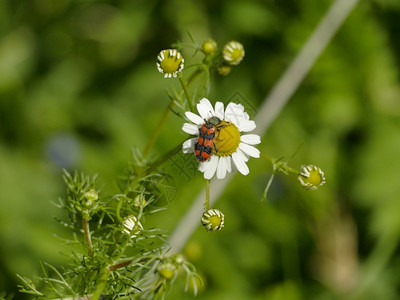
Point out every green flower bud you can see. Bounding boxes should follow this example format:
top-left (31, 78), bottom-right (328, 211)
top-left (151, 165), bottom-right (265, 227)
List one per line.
top-left (217, 63), bottom-right (231, 76)
top-left (202, 39), bottom-right (217, 55)
top-left (157, 262), bottom-right (177, 280)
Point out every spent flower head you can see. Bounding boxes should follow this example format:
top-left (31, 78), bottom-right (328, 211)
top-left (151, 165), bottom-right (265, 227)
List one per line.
top-left (223, 41), bottom-right (245, 65)
top-left (201, 209), bottom-right (225, 232)
top-left (157, 49), bottom-right (184, 78)
top-left (298, 165), bottom-right (326, 190)
top-left (182, 98), bottom-right (261, 180)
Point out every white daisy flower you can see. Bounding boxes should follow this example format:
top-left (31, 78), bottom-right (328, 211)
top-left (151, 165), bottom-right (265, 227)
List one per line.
top-left (182, 98), bottom-right (261, 180)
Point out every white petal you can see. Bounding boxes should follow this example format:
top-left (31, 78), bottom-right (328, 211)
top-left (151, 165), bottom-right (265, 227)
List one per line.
top-left (214, 102), bottom-right (225, 120)
top-left (226, 156), bottom-right (232, 173)
top-left (224, 102), bottom-right (245, 125)
top-left (197, 98), bottom-right (214, 120)
top-left (182, 123), bottom-right (199, 135)
top-left (198, 161), bottom-right (208, 172)
top-left (182, 138), bottom-right (197, 153)
top-left (185, 111), bottom-right (204, 125)
top-left (239, 142), bottom-right (260, 158)
top-left (236, 147), bottom-right (249, 162)
top-left (238, 120), bottom-right (256, 132)
top-left (216, 156), bottom-right (228, 179)
top-left (231, 151), bottom-right (249, 176)
top-left (241, 134), bottom-right (261, 145)
top-left (203, 155), bottom-right (219, 180)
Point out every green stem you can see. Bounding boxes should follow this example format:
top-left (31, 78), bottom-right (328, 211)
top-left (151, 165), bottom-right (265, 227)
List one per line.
top-left (91, 266), bottom-right (110, 300)
top-left (128, 142), bottom-right (184, 192)
top-left (205, 180), bottom-right (210, 210)
top-left (143, 101), bottom-right (175, 158)
top-left (179, 76), bottom-right (195, 112)
top-left (147, 142), bottom-right (184, 174)
top-left (82, 218), bottom-right (93, 257)
top-left (261, 153), bottom-right (299, 175)
top-left (116, 200), bottom-right (123, 222)
top-left (187, 68), bottom-right (203, 86)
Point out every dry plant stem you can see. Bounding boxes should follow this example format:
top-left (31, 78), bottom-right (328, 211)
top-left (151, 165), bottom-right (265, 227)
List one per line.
top-left (168, 0), bottom-right (360, 254)
top-left (108, 260), bottom-right (132, 271)
top-left (82, 218), bottom-right (93, 257)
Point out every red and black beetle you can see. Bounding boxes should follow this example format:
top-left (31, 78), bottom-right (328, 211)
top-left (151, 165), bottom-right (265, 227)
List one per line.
top-left (195, 116), bottom-right (224, 162)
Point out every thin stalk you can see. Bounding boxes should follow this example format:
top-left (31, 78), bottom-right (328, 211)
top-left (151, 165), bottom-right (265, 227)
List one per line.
top-left (116, 200), bottom-right (123, 223)
top-left (205, 180), bottom-right (210, 210)
top-left (147, 142), bottom-right (184, 174)
top-left (179, 76), bottom-right (195, 112)
top-left (91, 267), bottom-right (110, 300)
top-left (261, 153), bottom-right (299, 175)
top-left (261, 173), bottom-right (275, 202)
top-left (82, 218), bottom-right (93, 257)
top-left (187, 68), bottom-right (203, 86)
top-left (143, 101), bottom-right (175, 158)
top-left (108, 260), bottom-right (132, 271)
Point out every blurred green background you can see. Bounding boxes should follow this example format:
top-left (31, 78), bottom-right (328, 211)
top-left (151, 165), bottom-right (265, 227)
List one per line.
top-left (1, 0), bottom-right (400, 299)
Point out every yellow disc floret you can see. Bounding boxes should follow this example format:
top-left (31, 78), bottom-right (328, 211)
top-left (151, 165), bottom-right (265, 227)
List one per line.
top-left (213, 121), bottom-right (241, 156)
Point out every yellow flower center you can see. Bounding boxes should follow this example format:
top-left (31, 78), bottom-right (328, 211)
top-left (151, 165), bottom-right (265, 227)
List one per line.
top-left (209, 215), bottom-right (223, 228)
top-left (300, 168), bottom-right (323, 187)
top-left (213, 121), bottom-right (241, 156)
top-left (230, 49), bottom-right (243, 60)
top-left (159, 50), bottom-right (183, 74)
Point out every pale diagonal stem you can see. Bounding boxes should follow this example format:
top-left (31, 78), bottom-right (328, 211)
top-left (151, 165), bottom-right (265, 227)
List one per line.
top-left (168, 0), bottom-right (360, 254)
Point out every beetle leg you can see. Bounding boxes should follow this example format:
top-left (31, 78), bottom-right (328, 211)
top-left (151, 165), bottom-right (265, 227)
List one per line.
top-left (213, 142), bottom-right (218, 153)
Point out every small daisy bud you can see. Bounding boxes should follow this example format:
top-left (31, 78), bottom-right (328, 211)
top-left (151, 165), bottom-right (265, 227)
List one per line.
top-left (202, 39), bottom-right (217, 55)
top-left (172, 253), bottom-right (185, 265)
top-left (298, 165), bottom-right (326, 190)
top-left (217, 63), bottom-right (231, 76)
top-left (201, 209), bottom-right (224, 232)
top-left (157, 262), bottom-right (177, 280)
top-left (133, 195), bottom-right (146, 209)
top-left (156, 49), bottom-right (184, 78)
top-left (123, 216), bottom-right (143, 238)
top-left (84, 189), bottom-right (98, 205)
top-left (222, 41), bottom-right (245, 65)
